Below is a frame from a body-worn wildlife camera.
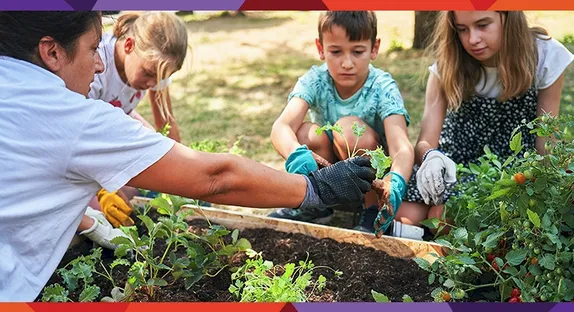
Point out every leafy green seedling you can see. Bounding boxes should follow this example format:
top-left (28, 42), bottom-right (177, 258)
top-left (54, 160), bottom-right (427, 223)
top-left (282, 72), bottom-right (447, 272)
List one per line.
top-left (316, 121), bottom-right (391, 178)
top-left (229, 249), bottom-right (342, 302)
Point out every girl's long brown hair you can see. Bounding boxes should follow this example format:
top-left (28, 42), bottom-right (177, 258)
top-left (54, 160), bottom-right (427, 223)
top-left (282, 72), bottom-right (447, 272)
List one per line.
top-left (426, 11), bottom-right (549, 111)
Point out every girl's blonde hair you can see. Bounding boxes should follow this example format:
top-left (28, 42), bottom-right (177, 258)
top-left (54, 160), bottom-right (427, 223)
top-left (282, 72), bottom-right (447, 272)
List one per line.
top-left (426, 11), bottom-right (548, 111)
top-left (114, 11), bottom-right (189, 120)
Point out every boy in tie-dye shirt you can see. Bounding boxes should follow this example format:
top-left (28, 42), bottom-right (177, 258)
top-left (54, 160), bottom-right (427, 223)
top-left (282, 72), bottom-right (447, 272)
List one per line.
top-left (268, 11), bottom-right (414, 236)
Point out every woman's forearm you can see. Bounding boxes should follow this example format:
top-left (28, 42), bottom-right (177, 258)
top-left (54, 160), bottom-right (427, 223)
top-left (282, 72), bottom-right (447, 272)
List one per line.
top-left (128, 144), bottom-right (308, 208)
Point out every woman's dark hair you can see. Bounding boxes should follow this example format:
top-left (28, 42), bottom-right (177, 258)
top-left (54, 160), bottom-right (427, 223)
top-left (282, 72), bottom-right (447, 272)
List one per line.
top-left (0, 12), bottom-right (101, 63)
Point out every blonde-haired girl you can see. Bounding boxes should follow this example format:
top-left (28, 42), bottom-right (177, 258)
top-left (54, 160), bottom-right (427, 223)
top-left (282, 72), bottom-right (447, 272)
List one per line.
top-left (398, 11), bottom-right (573, 231)
top-left (78, 11), bottom-right (189, 248)
top-left (89, 11), bottom-right (188, 142)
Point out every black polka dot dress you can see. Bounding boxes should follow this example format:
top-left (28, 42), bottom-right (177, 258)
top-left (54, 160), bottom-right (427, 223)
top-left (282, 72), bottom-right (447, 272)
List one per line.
top-left (405, 86), bottom-right (538, 204)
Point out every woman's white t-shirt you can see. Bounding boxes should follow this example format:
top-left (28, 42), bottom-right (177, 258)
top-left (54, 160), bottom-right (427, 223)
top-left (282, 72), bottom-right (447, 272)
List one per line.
top-left (0, 56), bottom-right (174, 301)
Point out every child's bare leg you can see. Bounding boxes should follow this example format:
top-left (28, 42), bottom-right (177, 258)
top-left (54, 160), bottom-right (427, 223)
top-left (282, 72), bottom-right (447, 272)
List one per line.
top-left (296, 121), bottom-right (336, 164)
top-left (334, 116), bottom-right (380, 208)
top-left (394, 201), bottom-right (430, 225)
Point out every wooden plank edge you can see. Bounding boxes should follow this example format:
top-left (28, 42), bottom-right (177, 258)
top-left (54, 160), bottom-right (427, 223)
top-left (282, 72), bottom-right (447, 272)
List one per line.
top-left (131, 196), bottom-right (446, 264)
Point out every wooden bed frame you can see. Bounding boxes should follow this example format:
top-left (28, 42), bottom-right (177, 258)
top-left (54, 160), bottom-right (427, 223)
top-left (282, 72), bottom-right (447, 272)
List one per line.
top-left (130, 196), bottom-right (446, 264)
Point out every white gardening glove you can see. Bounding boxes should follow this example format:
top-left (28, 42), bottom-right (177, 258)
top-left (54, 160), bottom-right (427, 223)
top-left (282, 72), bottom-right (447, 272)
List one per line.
top-left (80, 206), bottom-right (131, 250)
top-left (416, 150), bottom-right (457, 205)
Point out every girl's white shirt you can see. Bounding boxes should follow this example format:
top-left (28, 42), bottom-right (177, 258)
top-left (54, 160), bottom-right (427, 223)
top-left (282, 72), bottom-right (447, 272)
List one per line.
top-left (88, 33), bottom-right (171, 115)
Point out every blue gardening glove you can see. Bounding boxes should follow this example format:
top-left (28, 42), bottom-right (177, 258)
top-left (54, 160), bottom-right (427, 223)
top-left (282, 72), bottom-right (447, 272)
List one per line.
top-left (285, 145), bottom-right (319, 176)
top-left (298, 156), bottom-right (376, 210)
top-left (374, 172), bottom-right (407, 237)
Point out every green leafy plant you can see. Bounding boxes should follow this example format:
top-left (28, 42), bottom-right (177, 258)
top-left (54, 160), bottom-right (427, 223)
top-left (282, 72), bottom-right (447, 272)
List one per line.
top-left (111, 196), bottom-right (252, 301)
top-left (229, 249), bottom-right (342, 302)
top-left (371, 290), bottom-right (414, 302)
top-left (560, 33), bottom-right (574, 45)
top-left (388, 39), bottom-right (405, 53)
top-left (189, 137), bottom-right (245, 155)
top-left (42, 248), bottom-right (129, 302)
top-left (158, 123), bottom-right (171, 137)
top-left (386, 27), bottom-right (405, 53)
top-left (43, 195), bottom-right (252, 302)
top-left (415, 114), bottom-right (574, 302)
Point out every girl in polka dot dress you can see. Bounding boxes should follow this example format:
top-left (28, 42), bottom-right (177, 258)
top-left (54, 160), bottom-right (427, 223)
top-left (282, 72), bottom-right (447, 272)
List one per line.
top-left (397, 11), bottom-right (573, 232)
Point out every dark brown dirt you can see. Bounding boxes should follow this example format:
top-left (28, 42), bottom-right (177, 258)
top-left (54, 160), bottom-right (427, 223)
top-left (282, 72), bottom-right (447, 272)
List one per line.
top-left (41, 216), bottom-right (434, 302)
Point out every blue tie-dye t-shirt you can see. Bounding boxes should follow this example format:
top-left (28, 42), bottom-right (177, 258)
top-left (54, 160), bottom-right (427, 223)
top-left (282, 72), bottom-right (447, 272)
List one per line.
top-left (288, 63), bottom-right (409, 145)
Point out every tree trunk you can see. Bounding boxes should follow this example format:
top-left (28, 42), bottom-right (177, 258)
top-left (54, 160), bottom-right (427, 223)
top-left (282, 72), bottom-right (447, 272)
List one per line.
top-left (412, 11), bottom-right (439, 50)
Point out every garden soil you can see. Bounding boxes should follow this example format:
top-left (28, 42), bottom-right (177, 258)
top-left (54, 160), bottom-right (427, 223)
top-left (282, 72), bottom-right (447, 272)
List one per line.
top-left (42, 217), bottom-right (434, 302)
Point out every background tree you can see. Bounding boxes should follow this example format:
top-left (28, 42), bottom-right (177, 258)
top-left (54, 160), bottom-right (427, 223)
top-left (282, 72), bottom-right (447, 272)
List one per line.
top-left (412, 11), bottom-right (439, 50)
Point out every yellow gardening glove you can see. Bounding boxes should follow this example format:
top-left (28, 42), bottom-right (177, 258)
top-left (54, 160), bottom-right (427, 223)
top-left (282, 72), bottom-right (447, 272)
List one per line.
top-left (97, 188), bottom-right (134, 228)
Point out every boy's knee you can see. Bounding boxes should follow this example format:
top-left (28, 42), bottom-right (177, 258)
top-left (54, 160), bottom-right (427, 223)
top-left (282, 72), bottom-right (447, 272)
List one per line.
top-left (296, 122), bottom-right (330, 150)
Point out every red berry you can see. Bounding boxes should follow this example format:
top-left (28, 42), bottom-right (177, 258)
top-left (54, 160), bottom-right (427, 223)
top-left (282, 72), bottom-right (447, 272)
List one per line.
top-left (509, 297), bottom-right (520, 303)
top-left (492, 262), bottom-right (500, 272)
top-left (511, 288), bottom-right (521, 298)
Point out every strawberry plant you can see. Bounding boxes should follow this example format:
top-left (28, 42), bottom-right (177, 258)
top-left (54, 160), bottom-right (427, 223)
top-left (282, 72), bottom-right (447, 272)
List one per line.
top-left (43, 195), bottom-right (252, 302)
top-left (111, 196), bottom-right (252, 301)
top-left (229, 249), bottom-right (342, 302)
top-left (415, 114), bottom-right (574, 302)
top-left (42, 248), bottom-right (129, 302)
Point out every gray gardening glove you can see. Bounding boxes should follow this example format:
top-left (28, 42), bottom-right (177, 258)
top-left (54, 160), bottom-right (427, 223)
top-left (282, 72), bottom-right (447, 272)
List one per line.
top-left (416, 150), bottom-right (457, 205)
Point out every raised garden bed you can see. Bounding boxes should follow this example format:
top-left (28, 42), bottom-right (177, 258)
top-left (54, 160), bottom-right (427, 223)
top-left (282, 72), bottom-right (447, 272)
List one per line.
top-left (39, 115), bottom-right (574, 303)
top-left (40, 198), bottom-right (444, 302)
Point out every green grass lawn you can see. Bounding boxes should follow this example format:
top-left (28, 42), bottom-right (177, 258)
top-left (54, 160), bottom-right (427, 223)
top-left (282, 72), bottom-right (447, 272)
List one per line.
top-left (136, 11), bottom-right (574, 170)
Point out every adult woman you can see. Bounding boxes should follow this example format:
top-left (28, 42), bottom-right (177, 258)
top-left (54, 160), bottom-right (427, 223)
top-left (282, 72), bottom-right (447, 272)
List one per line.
top-left (0, 12), bottom-right (374, 301)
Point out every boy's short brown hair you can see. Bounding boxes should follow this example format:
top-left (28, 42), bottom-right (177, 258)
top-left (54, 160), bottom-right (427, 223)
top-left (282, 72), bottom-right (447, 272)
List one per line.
top-left (318, 11), bottom-right (377, 46)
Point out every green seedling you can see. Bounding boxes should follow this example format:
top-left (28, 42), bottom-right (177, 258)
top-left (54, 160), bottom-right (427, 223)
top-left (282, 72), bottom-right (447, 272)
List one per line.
top-left (229, 249), bottom-right (342, 302)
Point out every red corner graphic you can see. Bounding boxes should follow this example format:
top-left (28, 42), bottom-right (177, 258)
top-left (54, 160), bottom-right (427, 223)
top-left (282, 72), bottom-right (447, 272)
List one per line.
top-left (280, 303), bottom-right (298, 312)
top-left (469, 0), bottom-right (498, 9)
